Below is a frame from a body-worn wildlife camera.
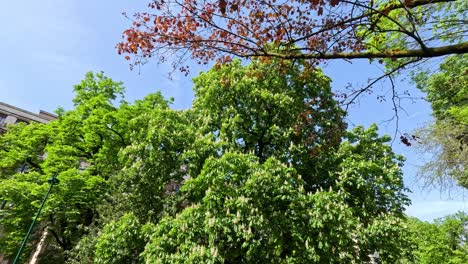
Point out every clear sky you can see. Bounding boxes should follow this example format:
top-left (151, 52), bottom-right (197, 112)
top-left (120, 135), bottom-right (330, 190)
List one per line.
top-left (0, 0), bottom-right (465, 221)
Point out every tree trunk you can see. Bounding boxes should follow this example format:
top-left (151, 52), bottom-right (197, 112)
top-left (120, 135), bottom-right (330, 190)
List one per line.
top-left (28, 228), bottom-right (49, 264)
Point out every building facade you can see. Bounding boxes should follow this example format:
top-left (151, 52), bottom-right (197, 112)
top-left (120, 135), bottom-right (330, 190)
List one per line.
top-left (0, 102), bottom-right (57, 134)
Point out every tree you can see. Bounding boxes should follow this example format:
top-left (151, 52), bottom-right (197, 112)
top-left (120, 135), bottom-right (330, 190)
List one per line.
top-left (400, 212), bottom-right (468, 264)
top-left (191, 58), bottom-right (345, 180)
top-left (143, 153), bottom-right (362, 263)
top-left (142, 133), bottom-right (410, 262)
top-left (90, 59), bottom-right (410, 263)
top-left (117, 0), bottom-right (467, 69)
top-left (412, 54), bottom-right (467, 189)
top-left (0, 72), bottom-right (169, 262)
top-left (2, 60), bottom-right (412, 262)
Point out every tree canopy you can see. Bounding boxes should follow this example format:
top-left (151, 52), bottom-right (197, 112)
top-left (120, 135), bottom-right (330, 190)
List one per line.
top-left (1, 59), bottom-right (413, 263)
top-left (0, 72), bottom-right (171, 262)
top-left (400, 212), bottom-right (468, 264)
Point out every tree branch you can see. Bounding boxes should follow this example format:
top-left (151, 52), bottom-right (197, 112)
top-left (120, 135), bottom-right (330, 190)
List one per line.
top-left (107, 126), bottom-right (127, 145)
top-left (48, 227), bottom-right (67, 250)
top-left (265, 42), bottom-right (468, 60)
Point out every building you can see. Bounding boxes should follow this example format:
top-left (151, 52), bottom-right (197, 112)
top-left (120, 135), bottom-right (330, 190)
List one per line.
top-left (0, 102), bottom-right (57, 133)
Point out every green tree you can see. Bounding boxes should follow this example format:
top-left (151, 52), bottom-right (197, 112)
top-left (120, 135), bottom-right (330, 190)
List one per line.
top-left (86, 59), bottom-right (410, 263)
top-left (2, 60), bottom-right (412, 263)
top-left (191, 59), bottom-right (345, 186)
top-left (0, 72), bottom-right (168, 261)
top-left (142, 127), bottom-right (410, 262)
top-left (401, 212), bottom-right (468, 264)
top-left (413, 55), bottom-right (467, 125)
top-left (140, 59), bottom-right (409, 263)
top-left (412, 55), bottom-right (468, 189)
top-left (143, 153), bottom-right (360, 263)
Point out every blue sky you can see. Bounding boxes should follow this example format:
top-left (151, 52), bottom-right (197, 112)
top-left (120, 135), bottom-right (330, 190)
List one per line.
top-left (0, 0), bottom-right (465, 221)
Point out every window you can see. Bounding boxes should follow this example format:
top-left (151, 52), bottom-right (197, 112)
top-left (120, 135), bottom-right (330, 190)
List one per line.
top-left (0, 113), bottom-right (6, 125)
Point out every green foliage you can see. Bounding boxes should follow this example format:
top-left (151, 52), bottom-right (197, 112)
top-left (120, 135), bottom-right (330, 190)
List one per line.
top-left (414, 122), bottom-right (468, 189)
top-left (72, 71), bottom-right (125, 106)
top-left (0, 122), bottom-right (49, 177)
top-left (0, 71), bottom-right (168, 261)
top-left (361, 0), bottom-right (467, 69)
top-left (143, 153), bottom-right (359, 263)
top-left (1, 60), bottom-right (412, 263)
top-left (192, 59), bottom-right (346, 189)
top-left (337, 125), bottom-right (409, 216)
top-left (414, 55), bottom-right (467, 124)
top-left (354, 0), bottom-right (467, 191)
top-left (115, 108), bottom-right (195, 222)
top-left (401, 212), bottom-right (468, 264)
top-left (193, 59), bottom-right (345, 159)
top-left (412, 55), bottom-right (468, 189)
top-left (95, 213), bottom-right (146, 264)
top-left (143, 140), bottom-right (409, 263)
